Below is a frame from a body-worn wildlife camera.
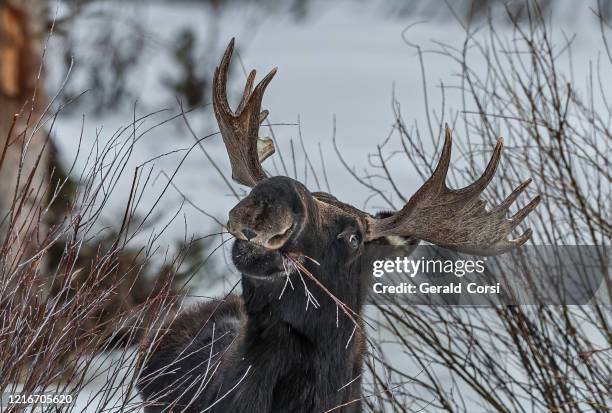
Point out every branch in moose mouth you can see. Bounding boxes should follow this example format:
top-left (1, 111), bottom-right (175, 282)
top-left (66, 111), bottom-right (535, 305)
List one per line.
top-left (284, 253), bottom-right (362, 336)
top-left (278, 256), bottom-right (295, 299)
top-left (285, 253), bottom-right (320, 310)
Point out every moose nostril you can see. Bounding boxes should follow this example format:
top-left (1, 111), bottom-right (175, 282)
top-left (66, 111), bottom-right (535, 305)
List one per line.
top-left (241, 228), bottom-right (257, 240)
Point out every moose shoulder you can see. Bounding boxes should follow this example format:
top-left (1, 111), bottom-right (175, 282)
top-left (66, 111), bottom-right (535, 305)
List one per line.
top-left (137, 39), bottom-right (539, 413)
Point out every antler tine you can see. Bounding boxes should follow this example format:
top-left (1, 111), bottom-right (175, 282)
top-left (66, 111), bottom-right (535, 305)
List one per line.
top-left (510, 195), bottom-right (541, 230)
top-left (237, 70), bottom-right (257, 113)
top-left (493, 178), bottom-right (532, 214)
top-left (428, 124), bottom-right (453, 189)
top-left (459, 137), bottom-right (503, 195)
top-left (213, 38), bottom-right (235, 115)
top-left (212, 38), bottom-right (278, 187)
top-left (365, 126), bottom-right (540, 255)
top-left (488, 228), bottom-right (533, 255)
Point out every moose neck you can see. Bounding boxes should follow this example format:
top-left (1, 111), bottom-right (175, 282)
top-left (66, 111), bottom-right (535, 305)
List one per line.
top-left (238, 270), bottom-right (365, 411)
top-left (241, 258), bottom-right (365, 346)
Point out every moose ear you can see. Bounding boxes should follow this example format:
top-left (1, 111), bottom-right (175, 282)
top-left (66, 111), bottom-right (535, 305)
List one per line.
top-left (365, 211), bottom-right (420, 247)
top-left (361, 211), bottom-right (420, 267)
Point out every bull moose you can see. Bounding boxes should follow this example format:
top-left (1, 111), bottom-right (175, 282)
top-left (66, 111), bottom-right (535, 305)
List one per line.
top-left (137, 39), bottom-right (540, 412)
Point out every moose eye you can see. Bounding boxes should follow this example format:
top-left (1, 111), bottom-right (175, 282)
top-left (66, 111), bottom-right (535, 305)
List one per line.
top-left (348, 234), bottom-right (360, 250)
top-left (337, 226), bottom-right (361, 250)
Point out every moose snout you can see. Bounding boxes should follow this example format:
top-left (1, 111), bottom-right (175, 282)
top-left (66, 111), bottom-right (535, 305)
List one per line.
top-left (227, 202), bottom-right (295, 250)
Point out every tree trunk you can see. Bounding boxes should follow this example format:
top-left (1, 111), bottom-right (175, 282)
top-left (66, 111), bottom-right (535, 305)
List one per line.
top-left (0, 0), bottom-right (49, 286)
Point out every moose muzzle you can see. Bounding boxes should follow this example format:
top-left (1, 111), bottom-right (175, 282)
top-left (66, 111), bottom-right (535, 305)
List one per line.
top-left (227, 195), bottom-right (295, 250)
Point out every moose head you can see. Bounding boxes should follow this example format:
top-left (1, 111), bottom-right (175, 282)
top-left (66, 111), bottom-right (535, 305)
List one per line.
top-left (216, 39), bottom-right (540, 295)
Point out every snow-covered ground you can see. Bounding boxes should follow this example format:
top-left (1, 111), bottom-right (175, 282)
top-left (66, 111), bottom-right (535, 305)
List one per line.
top-left (42, 0), bottom-right (608, 411)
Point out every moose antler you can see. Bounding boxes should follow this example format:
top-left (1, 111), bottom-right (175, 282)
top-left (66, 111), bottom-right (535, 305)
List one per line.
top-left (213, 38), bottom-right (277, 187)
top-left (363, 125), bottom-right (540, 255)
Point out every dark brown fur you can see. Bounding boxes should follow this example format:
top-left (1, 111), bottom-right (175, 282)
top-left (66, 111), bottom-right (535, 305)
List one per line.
top-left (138, 177), bottom-right (381, 412)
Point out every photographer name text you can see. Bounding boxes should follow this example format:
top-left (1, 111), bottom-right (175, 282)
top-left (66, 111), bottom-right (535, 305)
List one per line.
top-left (372, 256), bottom-right (500, 295)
